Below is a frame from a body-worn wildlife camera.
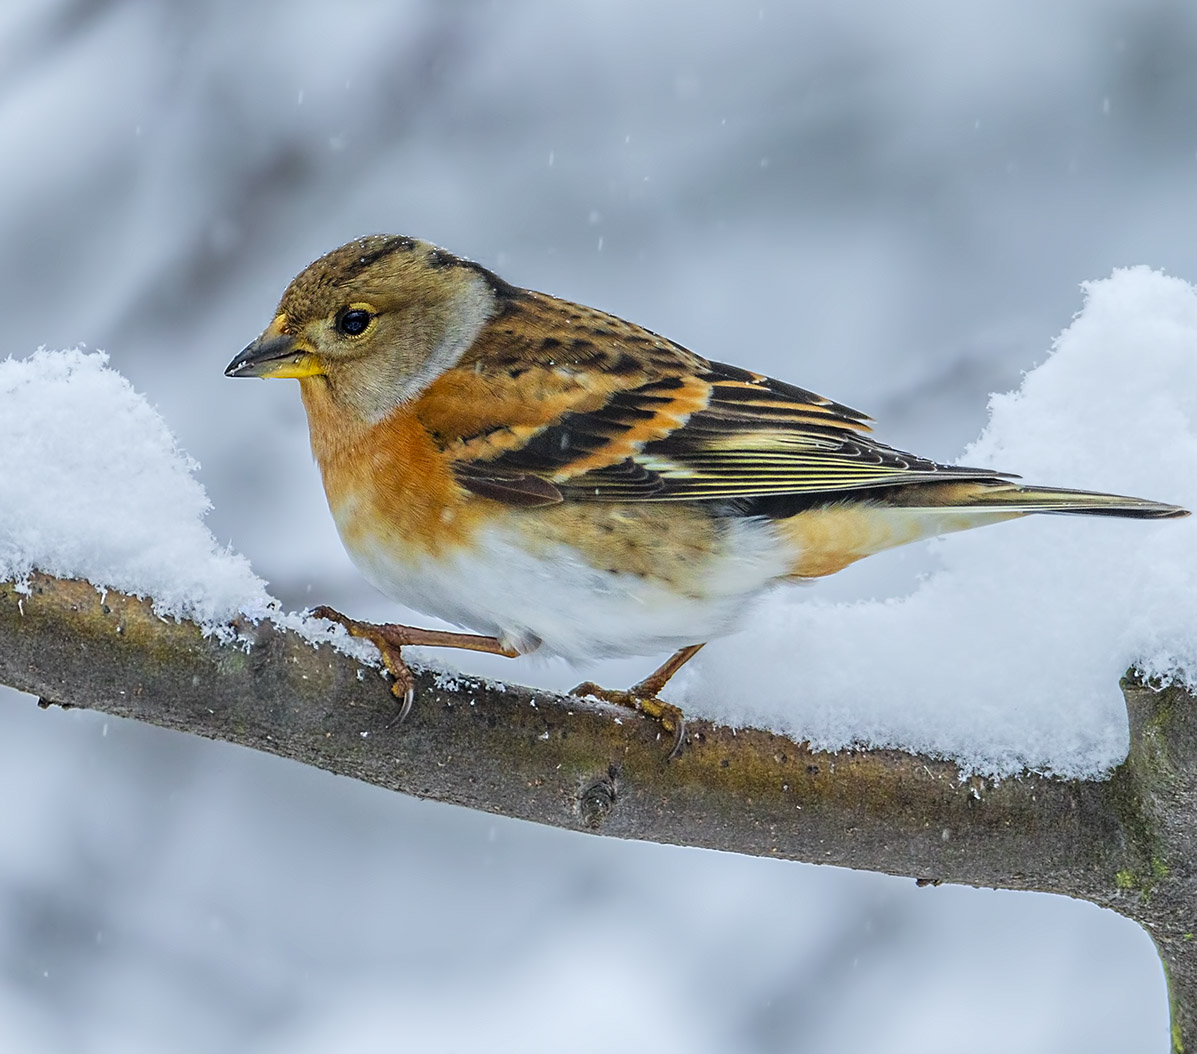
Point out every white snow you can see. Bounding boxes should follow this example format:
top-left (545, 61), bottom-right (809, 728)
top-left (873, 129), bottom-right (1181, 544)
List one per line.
top-left (2, 268), bottom-right (1194, 777)
top-left (677, 267), bottom-right (1197, 777)
top-left (0, 347), bottom-right (374, 659)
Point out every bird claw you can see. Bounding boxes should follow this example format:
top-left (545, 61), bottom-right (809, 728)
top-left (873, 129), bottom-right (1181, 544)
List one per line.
top-left (570, 680), bottom-right (687, 759)
top-left (389, 669), bottom-right (416, 725)
top-left (310, 604), bottom-right (417, 726)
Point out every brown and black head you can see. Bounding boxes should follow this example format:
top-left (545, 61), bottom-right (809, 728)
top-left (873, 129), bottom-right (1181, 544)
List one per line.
top-left (226, 235), bottom-right (518, 421)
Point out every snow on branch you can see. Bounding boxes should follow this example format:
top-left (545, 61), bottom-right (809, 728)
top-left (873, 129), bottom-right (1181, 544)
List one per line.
top-left (0, 571), bottom-right (1163, 892)
top-left (1, 571), bottom-right (1195, 1047)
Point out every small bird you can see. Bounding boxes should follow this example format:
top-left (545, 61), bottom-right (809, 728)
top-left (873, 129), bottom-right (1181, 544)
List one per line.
top-left (227, 235), bottom-right (1188, 753)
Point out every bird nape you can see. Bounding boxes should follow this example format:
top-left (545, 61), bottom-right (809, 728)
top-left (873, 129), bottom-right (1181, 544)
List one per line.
top-left (227, 234), bottom-right (1188, 756)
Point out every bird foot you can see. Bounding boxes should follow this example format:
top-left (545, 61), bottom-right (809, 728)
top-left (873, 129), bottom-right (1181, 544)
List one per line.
top-left (310, 605), bottom-right (522, 725)
top-left (311, 605), bottom-right (417, 721)
top-left (569, 680), bottom-right (687, 759)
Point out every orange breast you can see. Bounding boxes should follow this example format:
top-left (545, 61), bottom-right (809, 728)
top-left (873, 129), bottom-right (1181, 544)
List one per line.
top-left (301, 383), bottom-right (486, 559)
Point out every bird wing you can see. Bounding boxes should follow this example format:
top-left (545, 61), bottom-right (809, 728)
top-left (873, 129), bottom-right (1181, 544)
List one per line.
top-left (414, 292), bottom-right (1013, 507)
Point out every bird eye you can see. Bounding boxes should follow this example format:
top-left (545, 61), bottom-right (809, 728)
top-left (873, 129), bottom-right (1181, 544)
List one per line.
top-left (335, 308), bottom-right (373, 336)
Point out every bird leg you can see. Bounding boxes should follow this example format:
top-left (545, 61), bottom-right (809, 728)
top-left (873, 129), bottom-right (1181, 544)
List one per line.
top-left (310, 605), bottom-right (520, 721)
top-left (571, 643), bottom-right (705, 760)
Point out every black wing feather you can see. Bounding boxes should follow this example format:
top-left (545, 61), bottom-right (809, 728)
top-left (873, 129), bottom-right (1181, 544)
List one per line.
top-left (456, 358), bottom-right (1014, 504)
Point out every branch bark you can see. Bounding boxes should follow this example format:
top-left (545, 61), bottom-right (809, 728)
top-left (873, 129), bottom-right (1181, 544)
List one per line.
top-left (1, 573), bottom-right (1192, 1049)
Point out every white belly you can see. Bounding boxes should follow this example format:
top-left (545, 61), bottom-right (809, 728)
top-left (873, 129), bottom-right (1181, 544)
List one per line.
top-left (339, 517), bottom-right (793, 661)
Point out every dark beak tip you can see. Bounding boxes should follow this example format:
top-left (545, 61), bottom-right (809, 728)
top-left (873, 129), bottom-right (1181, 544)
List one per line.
top-left (224, 343), bottom-right (256, 378)
top-left (224, 336), bottom-right (288, 379)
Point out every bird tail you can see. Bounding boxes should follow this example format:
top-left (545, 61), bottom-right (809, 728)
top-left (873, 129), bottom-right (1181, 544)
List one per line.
top-left (778, 481), bottom-right (1186, 579)
top-left (900, 481), bottom-right (1189, 520)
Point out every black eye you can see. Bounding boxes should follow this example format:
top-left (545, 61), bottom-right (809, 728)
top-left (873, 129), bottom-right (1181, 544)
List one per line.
top-left (336, 308), bottom-right (372, 336)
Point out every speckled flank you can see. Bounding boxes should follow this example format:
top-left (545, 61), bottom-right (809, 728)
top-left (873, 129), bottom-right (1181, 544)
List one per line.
top-left (512, 502), bottom-right (728, 592)
top-left (328, 498), bottom-right (791, 659)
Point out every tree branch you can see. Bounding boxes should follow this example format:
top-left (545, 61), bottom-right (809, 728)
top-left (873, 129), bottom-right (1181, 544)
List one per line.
top-left (0, 573), bottom-right (1192, 1049)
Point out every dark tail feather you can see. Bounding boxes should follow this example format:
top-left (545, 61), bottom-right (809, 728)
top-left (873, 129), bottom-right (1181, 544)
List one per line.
top-left (945, 483), bottom-right (1189, 520)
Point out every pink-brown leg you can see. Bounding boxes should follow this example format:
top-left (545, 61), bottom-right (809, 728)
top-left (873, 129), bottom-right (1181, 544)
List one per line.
top-left (571, 643), bottom-right (705, 759)
top-left (311, 605), bottom-right (519, 721)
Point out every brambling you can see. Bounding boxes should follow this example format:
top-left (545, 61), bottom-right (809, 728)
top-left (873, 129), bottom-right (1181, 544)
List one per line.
top-left (226, 235), bottom-right (1188, 754)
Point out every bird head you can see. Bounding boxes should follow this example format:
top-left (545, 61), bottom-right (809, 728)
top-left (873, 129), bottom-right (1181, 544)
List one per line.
top-left (225, 235), bottom-right (503, 422)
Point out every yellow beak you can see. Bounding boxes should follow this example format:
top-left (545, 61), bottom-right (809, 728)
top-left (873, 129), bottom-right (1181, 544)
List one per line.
top-left (225, 318), bottom-right (324, 380)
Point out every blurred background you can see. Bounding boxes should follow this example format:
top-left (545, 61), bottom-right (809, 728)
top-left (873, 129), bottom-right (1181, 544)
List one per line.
top-left (1, 0), bottom-right (1194, 1049)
